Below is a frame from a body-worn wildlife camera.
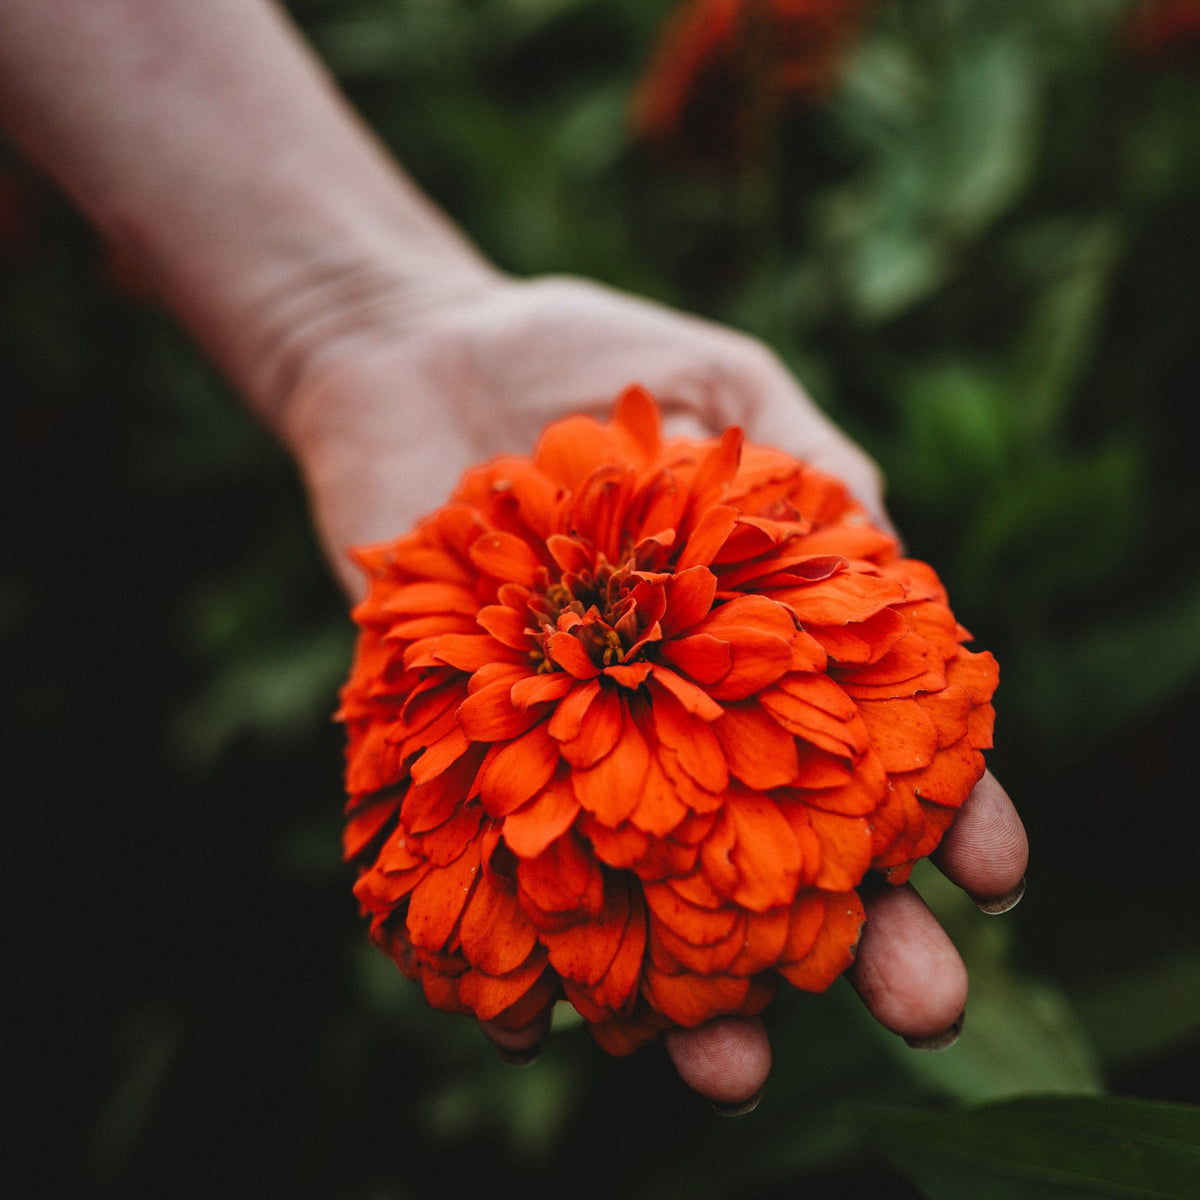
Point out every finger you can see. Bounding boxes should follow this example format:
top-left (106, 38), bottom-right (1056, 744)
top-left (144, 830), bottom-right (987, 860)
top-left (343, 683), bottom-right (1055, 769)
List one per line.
top-left (479, 1009), bottom-right (553, 1066)
top-left (933, 770), bottom-right (1028, 912)
top-left (663, 1015), bottom-right (771, 1110)
top-left (849, 884), bottom-right (969, 1044)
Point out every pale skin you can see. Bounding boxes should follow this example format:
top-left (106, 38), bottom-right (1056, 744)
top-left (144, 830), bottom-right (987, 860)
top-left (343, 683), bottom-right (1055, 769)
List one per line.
top-left (0, 0), bottom-right (1028, 1108)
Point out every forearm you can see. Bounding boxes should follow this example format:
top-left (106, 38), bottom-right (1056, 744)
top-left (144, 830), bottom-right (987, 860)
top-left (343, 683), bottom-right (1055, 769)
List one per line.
top-left (0, 0), bottom-right (496, 429)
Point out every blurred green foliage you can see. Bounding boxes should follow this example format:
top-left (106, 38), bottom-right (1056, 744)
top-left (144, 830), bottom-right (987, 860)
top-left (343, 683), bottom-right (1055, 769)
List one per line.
top-left (4, 0), bottom-right (1200, 1196)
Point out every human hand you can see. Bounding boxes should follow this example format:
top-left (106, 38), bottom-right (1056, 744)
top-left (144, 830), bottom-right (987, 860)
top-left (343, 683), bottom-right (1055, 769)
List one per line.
top-left (275, 272), bottom-right (1029, 1110)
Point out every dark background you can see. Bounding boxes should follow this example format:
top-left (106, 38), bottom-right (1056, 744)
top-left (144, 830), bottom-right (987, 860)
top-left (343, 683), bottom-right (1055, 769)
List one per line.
top-left (4, 1), bottom-right (1199, 1196)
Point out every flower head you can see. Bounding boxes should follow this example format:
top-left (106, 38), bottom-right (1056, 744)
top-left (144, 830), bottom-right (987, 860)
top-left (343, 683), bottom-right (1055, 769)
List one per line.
top-left (339, 387), bottom-right (996, 1053)
top-left (631, 0), bottom-right (875, 170)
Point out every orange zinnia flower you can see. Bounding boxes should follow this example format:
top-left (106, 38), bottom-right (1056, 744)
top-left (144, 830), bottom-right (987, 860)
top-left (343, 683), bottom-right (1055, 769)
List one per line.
top-left (339, 387), bottom-right (996, 1054)
top-left (631, 0), bottom-right (874, 169)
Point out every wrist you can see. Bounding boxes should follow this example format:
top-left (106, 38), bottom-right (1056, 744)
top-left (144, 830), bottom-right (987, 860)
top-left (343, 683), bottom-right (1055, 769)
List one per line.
top-left (233, 211), bottom-right (503, 441)
top-left (0, 0), bottom-right (502, 439)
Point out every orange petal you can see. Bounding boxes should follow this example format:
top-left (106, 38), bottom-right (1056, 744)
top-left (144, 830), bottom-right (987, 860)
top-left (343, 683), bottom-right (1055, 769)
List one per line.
top-left (836, 634), bottom-right (945, 698)
top-left (728, 905), bottom-right (792, 976)
top-left (587, 1010), bottom-right (667, 1056)
top-left (588, 879), bottom-right (647, 1014)
top-left (800, 748), bottom-right (887, 817)
top-left (969, 702), bottom-right (996, 751)
top-left (387, 614), bottom-right (479, 642)
top-left (456, 678), bottom-right (548, 742)
top-left (343, 792), bottom-right (399, 861)
top-left (415, 801), bottom-right (483, 867)
top-left (381, 580), bottom-right (478, 617)
top-left (545, 630), bottom-right (601, 679)
top-left (675, 504), bottom-right (740, 571)
top-left (603, 662), bottom-right (654, 689)
top-left (630, 834), bottom-right (699, 882)
top-left (915, 684), bottom-right (973, 750)
top-left (759, 678), bottom-right (868, 759)
top-left (510, 670), bottom-right (576, 709)
top-left (458, 871), bottom-right (539, 975)
top-left (642, 963), bottom-right (750, 1027)
top-left (900, 735), bottom-right (984, 809)
top-left (612, 384), bottom-right (663, 460)
top-left (484, 961), bottom-right (561, 1033)
top-left (541, 872), bottom-right (631, 988)
top-left (383, 540), bottom-right (474, 588)
top-left (689, 426), bottom-right (743, 501)
top-left (572, 697), bottom-right (650, 827)
top-left (779, 570), bottom-right (907, 626)
top-left (406, 633), bottom-right (522, 673)
top-left (808, 607), bottom-right (908, 665)
top-left (475, 721), bottom-right (561, 817)
top-left (793, 743), bottom-right (853, 788)
top-left (569, 466), bottom-right (634, 563)
top-left (628, 744), bottom-right (690, 836)
top-left (714, 703), bottom-right (800, 789)
top-left (344, 720), bottom-right (403, 798)
top-left (643, 880), bottom-right (740, 945)
top-left (630, 469), bottom-right (689, 546)
top-left (501, 773), bottom-right (581, 859)
top-left (400, 746), bottom-right (486, 833)
top-left (475, 603), bottom-right (536, 651)
top-left (660, 565), bottom-right (718, 636)
top-left (857, 697), bottom-right (939, 774)
top-left (578, 814), bottom-right (649, 869)
top-left (546, 677), bottom-right (602, 742)
top-left (789, 629), bottom-right (830, 672)
top-left (650, 910), bottom-right (745, 975)
top-left (805, 807), bottom-right (873, 892)
top-left (652, 687), bottom-right (729, 793)
top-left (409, 724), bottom-right (473, 786)
top-left (776, 889), bottom-right (865, 993)
top-left (545, 533), bottom-right (594, 575)
top-left (790, 522), bottom-right (896, 561)
top-left (658, 633), bottom-right (732, 684)
top-left (458, 949), bottom-right (552, 1021)
top-left (690, 595), bottom-right (798, 699)
top-left (655, 743), bottom-right (725, 816)
top-left (554, 682), bottom-right (622, 767)
top-left (708, 792), bottom-right (802, 911)
top-left (947, 646), bottom-right (1000, 705)
top-left (405, 837), bottom-right (481, 952)
top-left (516, 830), bottom-right (604, 923)
top-left (648, 666), bottom-right (724, 721)
top-left (468, 530), bottom-right (546, 588)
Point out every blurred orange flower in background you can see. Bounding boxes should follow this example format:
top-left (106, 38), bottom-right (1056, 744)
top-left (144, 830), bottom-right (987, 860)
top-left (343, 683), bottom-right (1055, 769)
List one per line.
top-left (1123, 0), bottom-right (1200, 72)
top-left (339, 387), bottom-right (996, 1054)
top-left (631, 0), bottom-right (876, 169)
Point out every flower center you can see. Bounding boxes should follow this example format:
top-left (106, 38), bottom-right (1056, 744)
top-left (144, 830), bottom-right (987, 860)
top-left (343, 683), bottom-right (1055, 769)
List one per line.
top-left (527, 551), bottom-right (664, 674)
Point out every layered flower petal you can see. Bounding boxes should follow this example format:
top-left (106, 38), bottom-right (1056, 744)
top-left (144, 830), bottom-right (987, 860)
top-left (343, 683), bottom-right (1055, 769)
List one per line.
top-left (340, 387), bottom-right (997, 1054)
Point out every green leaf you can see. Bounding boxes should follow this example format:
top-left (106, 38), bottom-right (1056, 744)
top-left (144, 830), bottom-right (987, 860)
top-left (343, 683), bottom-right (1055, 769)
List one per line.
top-left (866, 1095), bottom-right (1200, 1200)
top-left (1009, 218), bottom-right (1123, 441)
top-left (926, 35), bottom-right (1039, 241)
top-left (1077, 952), bottom-right (1200, 1071)
top-left (1043, 568), bottom-right (1200, 739)
top-left (957, 442), bottom-right (1142, 615)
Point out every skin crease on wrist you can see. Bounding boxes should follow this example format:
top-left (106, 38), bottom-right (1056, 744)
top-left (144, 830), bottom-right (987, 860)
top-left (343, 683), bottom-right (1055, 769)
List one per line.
top-left (0, 0), bottom-right (1029, 1110)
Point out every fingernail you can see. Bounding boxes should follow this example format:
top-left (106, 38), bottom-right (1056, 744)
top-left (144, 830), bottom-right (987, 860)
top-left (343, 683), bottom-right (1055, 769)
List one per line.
top-left (973, 875), bottom-right (1026, 915)
top-left (496, 1043), bottom-right (543, 1067)
top-left (711, 1087), bottom-right (764, 1117)
top-left (904, 1011), bottom-right (965, 1051)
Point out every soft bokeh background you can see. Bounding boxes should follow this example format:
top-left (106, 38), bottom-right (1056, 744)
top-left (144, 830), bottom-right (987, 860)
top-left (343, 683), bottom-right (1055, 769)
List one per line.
top-left (4, 1), bottom-right (1199, 1195)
